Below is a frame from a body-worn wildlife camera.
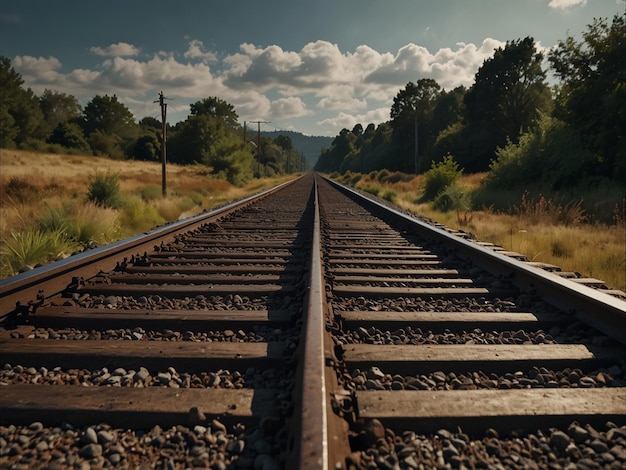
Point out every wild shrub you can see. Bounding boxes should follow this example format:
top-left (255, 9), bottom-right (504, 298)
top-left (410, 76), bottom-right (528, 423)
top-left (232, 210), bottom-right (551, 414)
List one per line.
top-left (0, 229), bottom-right (79, 276)
top-left (361, 184), bottom-right (381, 197)
top-left (138, 185), bottom-right (162, 201)
top-left (87, 171), bottom-right (122, 208)
top-left (382, 190), bottom-right (397, 203)
top-left (512, 191), bottom-right (588, 226)
top-left (120, 196), bottom-right (165, 232)
top-left (433, 184), bottom-right (471, 213)
top-left (422, 155), bottom-right (462, 200)
top-left (3, 177), bottom-right (39, 203)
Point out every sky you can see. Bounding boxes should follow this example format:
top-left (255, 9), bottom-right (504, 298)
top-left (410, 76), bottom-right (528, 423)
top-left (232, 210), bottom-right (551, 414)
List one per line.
top-left (1, 0), bottom-right (624, 136)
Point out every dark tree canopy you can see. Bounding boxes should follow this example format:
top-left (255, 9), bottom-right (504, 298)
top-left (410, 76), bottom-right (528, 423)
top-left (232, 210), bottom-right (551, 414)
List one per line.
top-left (39, 89), bottom-right (82, 137)
top-left (463, 37), bottom-right (551, 169)
top-left (82, 94), bottom-right (137, 139)
top-left (190, 97), bottom-right (239, 129)
top-left (549, 14), bottom-right (625, 181)
top-left (0, 56), bottom-right (44, 147)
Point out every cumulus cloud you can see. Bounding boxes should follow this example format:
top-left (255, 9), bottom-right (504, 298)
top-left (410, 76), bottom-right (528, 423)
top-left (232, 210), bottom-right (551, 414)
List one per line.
top-left (364, 38), bottom-right (505, 89)
top-left (12, 36), bottom-right (506, 134)
top-left (548, 0), bottom-right (587, 9)
top-left (317, 107), bottom-right (390, 135)
top-left (269, 96), bottom-right (312, 119)
top-left (90, 42), bottom-right (140, 57)
top-left (183, 39), bottom-right (218, 63)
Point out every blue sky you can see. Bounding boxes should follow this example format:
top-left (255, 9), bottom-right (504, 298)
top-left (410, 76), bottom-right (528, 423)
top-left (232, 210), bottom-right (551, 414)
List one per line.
top-left (1, 0), bottom-right (623, 136)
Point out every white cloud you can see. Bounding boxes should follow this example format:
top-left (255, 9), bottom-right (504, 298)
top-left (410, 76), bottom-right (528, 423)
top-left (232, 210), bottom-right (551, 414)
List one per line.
top-left (364, 38), bottom-right (505, 89)
top-left (317, 107), bottom-right (389, 135)
top-left (183, 39), bottom-right (217, 63)
top-left (12, 37), bottom-right (505, 135)
top-left (90, 42), bottom-right (140, 57)
top-left (548, 0), bottom-right (587, 9)
top-left (269, 96), bottom-right (312, 119)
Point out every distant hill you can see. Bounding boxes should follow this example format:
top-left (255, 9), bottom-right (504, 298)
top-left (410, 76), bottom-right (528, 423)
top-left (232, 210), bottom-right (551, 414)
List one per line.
top-left (261, 130), bottom-right (333, 169)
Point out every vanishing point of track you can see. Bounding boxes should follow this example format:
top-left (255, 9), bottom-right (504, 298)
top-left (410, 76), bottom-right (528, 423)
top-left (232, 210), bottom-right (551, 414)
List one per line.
top-left (1, 173), bottom-right (625, 469)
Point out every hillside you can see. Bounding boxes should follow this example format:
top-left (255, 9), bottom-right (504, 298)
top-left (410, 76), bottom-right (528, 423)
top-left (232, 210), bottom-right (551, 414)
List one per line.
top-left (261, 130), bottom-right (333, 169)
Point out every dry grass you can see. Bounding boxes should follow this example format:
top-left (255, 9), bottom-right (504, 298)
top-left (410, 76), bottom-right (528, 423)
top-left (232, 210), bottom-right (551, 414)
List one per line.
top-left (0, 149), bottom-right (295, 277)
top-left (349, 173), bottom-right (625, 293)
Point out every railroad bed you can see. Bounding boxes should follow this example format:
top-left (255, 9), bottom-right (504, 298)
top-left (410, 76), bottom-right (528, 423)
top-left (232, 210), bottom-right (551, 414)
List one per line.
top-left (0, 173), bottom-right (624, 469)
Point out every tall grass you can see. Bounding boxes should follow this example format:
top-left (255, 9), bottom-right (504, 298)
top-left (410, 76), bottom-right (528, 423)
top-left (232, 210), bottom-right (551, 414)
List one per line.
top-left (0, 230), bottom-right (80, 277)
top-left (336, 171), bottom-right (625, 292)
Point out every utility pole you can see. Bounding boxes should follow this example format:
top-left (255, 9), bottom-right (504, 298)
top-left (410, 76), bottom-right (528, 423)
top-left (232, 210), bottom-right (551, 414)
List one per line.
top-left (414, 114), bottom-right (419, 174)
top-left (155, 91), bottom-right (168, 197)
top-left (249, 120), bottom-right (270, 176)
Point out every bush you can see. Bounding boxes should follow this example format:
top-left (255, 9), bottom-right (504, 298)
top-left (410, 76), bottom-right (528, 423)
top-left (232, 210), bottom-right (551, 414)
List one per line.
top-left (3, 177), bottom-right (39, 203)
top-left (382, 190), bottom-right (397, 203)
top-left (422, 155), bottom-right (462, 200)
top-left (0, 229), bottom-right (80, 276)
top-left (433, 184), bottom-right (471, 213)
top-left (87, 171), bottom-right (122, 208)
top-left (120, 196), bottom-right (165, 232)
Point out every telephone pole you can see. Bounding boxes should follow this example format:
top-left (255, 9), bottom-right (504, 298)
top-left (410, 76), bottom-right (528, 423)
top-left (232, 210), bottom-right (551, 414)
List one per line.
top-left (249, 120), bottom-right (270, 176)
top-left (155, 91), bottom-right (168, 196)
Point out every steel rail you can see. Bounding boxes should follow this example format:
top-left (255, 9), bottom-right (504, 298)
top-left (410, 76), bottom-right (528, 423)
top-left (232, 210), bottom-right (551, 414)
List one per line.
top-left (293, 177), bottom-right (329, 469)
top-left (0, 177), bottom-right (300, 320)
top-left (322, 176), bottom-right (626, 345)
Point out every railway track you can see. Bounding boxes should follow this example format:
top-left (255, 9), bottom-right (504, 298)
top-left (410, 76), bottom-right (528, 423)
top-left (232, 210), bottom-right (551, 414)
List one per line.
top-left (1, 173), bottom-right (624, 469)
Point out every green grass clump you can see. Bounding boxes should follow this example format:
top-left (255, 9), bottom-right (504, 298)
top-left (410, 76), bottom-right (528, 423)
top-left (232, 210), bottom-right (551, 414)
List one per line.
top-left (120, 196), bottom-right (165, 232)
top-left (88, 171), bottom-right (122, 208)
top-left (0, 229), bottom-right (80, 277)
top-left (422, 155), bottom-right (462, 200)
top-left (382, 190), bottom-right (397, 203)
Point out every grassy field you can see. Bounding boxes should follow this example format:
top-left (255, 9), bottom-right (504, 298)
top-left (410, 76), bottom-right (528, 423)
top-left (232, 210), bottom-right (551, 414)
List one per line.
top-left (333, 172), bottom-right (625, 293)
top-left (0, 149), bottom-right (294, 278)
top-left (2, 150), bottom-right (624, 292)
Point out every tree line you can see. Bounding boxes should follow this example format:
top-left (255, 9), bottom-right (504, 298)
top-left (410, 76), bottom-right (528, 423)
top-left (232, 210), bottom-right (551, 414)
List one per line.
top-left (315, 15), bottom-right (625, 190)
top-left (0, 63), bottom-right (304, 185)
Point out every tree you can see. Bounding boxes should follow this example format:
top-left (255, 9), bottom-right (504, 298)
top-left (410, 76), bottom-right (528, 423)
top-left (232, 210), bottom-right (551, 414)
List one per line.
top-left (0, 56), bottom-right (44, 147)
top-left (82, 94), bottom-right (137, 158)
top-left (390, 79), bottom-right (442, 172)
top-left (463, 37), bottom-right (551, 171)
top-left (548, 14), bottom-right (626, 181)
top-left (133, 134), bottom-right (160, 161)
top-left (190, 97), bottom-right (239, 129)
top-left (47, 122), bottom-right (90, 153)
top-left (82, 94), bottom-right (137, 139)
top-left (39, 89), bottom-right (82, 137)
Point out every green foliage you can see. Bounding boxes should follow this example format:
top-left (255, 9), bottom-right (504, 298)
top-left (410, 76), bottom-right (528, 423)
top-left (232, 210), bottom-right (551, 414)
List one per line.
top-left (422, 155), bottom-right (462, 200)
top-left (190, 97), bottom-right (239, 129)
top-left (485, 114), bottom-right (598, 190)
top-left (38, 89), bottom-right (82, 137)
top-left (361, 184), bottom-right (381, 197)
top-left (48, 122), bottom-right (90, 153)
top-left (0, 56), bottom-right (44, 147)
top-left (433, 184), bottom-right (471, 213)
top-left (390, 79), bottom-right (442, 172)
top-left (0, 229), bottom-right (79, 276)
top-left (463, 37), bottom-right (551, 170)
top-left (36, 202), bottom-right (120, 245)
top-left (87, 129), bottom-right (124, 159)
top-left (82, 94), bottom-right (137, 138)
top-left (119, 196), bottom-right (165, 232)
top-left (548, 14), bottom-right (626, 182)
top-left (133, 133), bottom-right (160, 161)
top-left (381, 190), bottom-right (397, 203)
top-left (138, 185), bottom-right (163, 201)
top-left (87, 171), bottom-right (122, 208)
